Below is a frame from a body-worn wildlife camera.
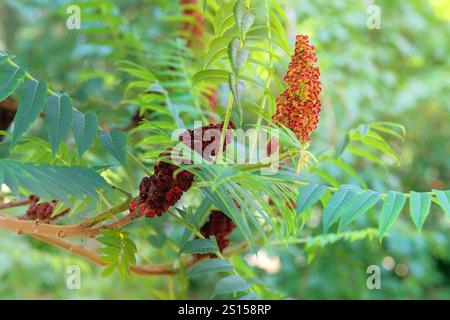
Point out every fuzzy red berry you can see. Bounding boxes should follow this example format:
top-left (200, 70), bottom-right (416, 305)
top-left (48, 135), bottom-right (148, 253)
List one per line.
top-left (129, 200), bottom-right (139, 213)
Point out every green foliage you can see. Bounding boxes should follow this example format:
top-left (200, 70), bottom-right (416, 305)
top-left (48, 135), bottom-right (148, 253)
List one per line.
top-left (338, 190), bottom-right (380, 232)
top-left (13, 79), bottom-right (47, 146)
top-left (98, 229), bottom-right (137, 279)
top-left (71, 111), bottom-right (99, 157)
top-left (409, 191), bottom-right (432, 231)
top-left (180, 238), bottom-right (218, 254)
top-left (189, 258), bottom-right (234, 276)
top-left (46, 93), bottom-right (73, 154)
top-left (229, 37), bottom-right (249, 73)
top-left (0, 159), bottom-right (110, 203)
top-left (0, 57), bottom-right (25, 101)
top-left (322, 187), bottom-right (358, 233)
top-left (98, 130), bottom-right (128, 165)
top-left (296, 184), bottom-right (327, 216)
top-left (294, 184), bottom-right (448, 238)
top-left (434, 189), bottom-right (450, 216)
top-left (304, 228), bottom-right (379, 263)
top-left (0, 54), bottom-right (127, 163)
top-left (212, 274), bottom-right (251, 297)
top-left (379, 192), bottom-right (408, 239)
top-left (0, 0), bottom-right (449, 300)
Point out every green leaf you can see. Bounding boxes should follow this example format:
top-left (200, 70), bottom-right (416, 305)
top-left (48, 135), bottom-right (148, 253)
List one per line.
top-left (372, 121), bottom-right (406, 137)
top-left (0, 61), bottom-right (26, 101)
top-left (213, 3), bottom-right (236, 36)
top-left (12, 79), bottom-right (48, 145)
top-left (72, 111), bottom-right (99, 157)
top-left (339, 190), bottom-right (381, 231)
top-left (361, 134), bottom-right (400, 165)
top-left (335, 134), bottom-right (350, 158)
top-left (433, 189), bottom-right (450, 216)
top-left (99, 130), bottom-right (127, 165)
top-left (371, 122), bottom-right (405, 141)
top-left (296, 184), bottom-right (327, 215)
top-left (192, 69), bottom-right (230, 87)
top-left (100, 265), bottom-right (116, 277)
top-left (0, 159), bottom-right (110, 202)
top-left (237, 292), bottom-right (259, 300)
top-left (213, 275), bottom-right (250, 297)
top-left (229, 74), bottom-right (246, 105)
top-left (322, 188), bottom-right (357, 233)
top-left (189, 258), bottom-right (234, 276)
top-left (234, 0), bottom-right (255, 37)
top-left (97, 235), bottom-right (122, 248)
top-left (98, 229), bottom-right (137, 279)
top-left (228, 37), bottom-right (249, 73)
top-left (409, 191), bottom-right (432, 231)
top-left (204, 36), bottom-right (234, 68)
top-left (180, 238), bottom-right (218, 255)
top-left (346, 144), bottom-right (386, 168)
top-left (327, 158), bottom-right (368, 189)
top-left (379, 191), bottom-right (407, 239)
top-left (146, 82), bottom-right (167, 95)
top-left (46, 93), bottom-right (73, 154)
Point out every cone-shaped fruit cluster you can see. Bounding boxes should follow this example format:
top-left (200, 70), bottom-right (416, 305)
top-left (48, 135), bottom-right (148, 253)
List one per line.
top-left (25, 195), bottom-right (57, 222)
top-left (200, 210), bottom-right (236, 253)
top-left (129, 122), bottom-right (234, 218)
top-left (272, 35), bottom-right (321, 143)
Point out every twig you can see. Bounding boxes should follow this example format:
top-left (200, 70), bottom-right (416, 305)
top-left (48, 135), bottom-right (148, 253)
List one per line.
top-left (49, 208), bottom-right (70, 222)
top-left (0, 198), bottom-right (31, 210)
top-left (0, 186), bottom-right (138, 238)
top-left (127, 150), bottom-right (153, 176)
top-left (215, 94), bottom-right (234, 162)
top-left (84, 186), bottom-right (133, 227)
top-left (0, 209), bottom-right (142, 238)
top-left (33, 234), bottom-right (178, 276)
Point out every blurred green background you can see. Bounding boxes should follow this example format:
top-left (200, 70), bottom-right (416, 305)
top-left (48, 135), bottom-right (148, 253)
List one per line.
top-left (0, 0), bottom-right (449, 299)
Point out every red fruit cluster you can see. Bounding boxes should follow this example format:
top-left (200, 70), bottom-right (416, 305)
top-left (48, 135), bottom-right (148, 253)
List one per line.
top-left (129, 122), bottom-right (234, 218)
top-left (179, 121), bottom-right (234, 161)
top-left (0, 97), bottom-right (17, 142)
top-left (180, 0), bottom-right (205, 37)
top-left (272, 34), bottom-right (322, 143)
top-left (25, 195), bottom-right (57, 222)
top-left (130, 160), bottom-right (195, 218)
top-left (200, 210), bottom-right (236, 253)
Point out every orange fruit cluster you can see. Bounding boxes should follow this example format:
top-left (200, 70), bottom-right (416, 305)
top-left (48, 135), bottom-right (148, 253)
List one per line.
top-left (273, 35), bottom-right (322, 143)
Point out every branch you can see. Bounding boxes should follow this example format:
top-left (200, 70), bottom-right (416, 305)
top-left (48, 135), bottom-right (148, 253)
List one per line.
top-left (49, 208), bottom-right (70, 222)
top-left (84, 186), bottom-right (133, 227)
top-left (0, 185), bottom-right (140, 238)
top-left (0, 209), bottom-right (142, 238)
top-left (33, 234), bottom-right (178, 276)
top-left (0, 198), bottom-right (31, 210)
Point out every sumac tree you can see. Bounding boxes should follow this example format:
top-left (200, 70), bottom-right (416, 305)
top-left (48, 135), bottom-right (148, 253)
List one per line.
top-left (0, 0), bottom-right (448, 299)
